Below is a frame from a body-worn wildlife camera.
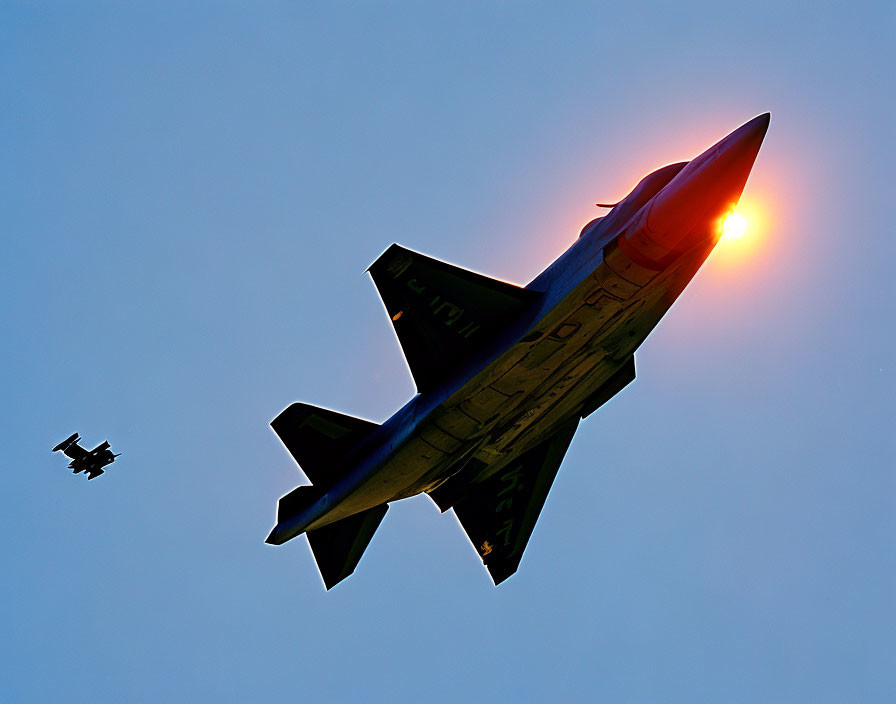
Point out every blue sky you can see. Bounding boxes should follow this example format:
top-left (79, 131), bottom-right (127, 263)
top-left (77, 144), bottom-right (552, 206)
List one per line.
top-left (2, 2), bottom-right (894, 701)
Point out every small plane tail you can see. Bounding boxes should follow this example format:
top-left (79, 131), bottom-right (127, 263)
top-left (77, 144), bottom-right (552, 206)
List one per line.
top-left (306, 505), bottom-right (389, 589)
top-left (271, 403), bottom-right (380, 486)
top-left (53, 433), bottom-right (80, 453)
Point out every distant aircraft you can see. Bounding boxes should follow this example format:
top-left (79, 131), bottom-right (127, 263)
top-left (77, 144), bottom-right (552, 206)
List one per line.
top-left (266, 113), bottom-right (771, 589)
top-left (52, 433), bottom-right (119, 479)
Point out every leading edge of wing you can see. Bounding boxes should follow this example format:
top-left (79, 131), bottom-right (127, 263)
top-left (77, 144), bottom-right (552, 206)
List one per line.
top-left (368, 244), bottom-right (540, 393)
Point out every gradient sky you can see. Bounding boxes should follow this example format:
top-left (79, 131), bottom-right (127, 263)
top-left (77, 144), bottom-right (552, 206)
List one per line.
top-left (3, 3), bottom-right (894, 702)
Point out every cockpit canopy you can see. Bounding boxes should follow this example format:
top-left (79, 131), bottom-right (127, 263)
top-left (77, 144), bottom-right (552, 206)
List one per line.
top-left (582, 161), bottom-right (688, 239)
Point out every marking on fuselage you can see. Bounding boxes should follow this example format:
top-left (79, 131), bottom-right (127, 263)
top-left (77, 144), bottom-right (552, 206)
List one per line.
top-left (431, 418), bottom-right (464, 442)
top-left (552, 322), bottom-right (581, 339)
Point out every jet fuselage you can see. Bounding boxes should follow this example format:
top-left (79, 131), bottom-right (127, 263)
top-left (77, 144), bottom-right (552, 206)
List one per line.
top-left (267, 114), bottom-right (770, 550)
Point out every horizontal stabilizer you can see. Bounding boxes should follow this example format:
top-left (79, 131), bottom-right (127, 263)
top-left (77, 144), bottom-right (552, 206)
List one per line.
top-left (368, 244), bottom-right (540, 392)
top-left (276, 485), bottom-right (323, 524)
top-left (264, 486), bottom-right (326, 546)
top-left (271, 403), bottom-right (379, 486)
top-left (307, 505), bottom-right (389, 589)
top-left (53, 433), bottom-right (79, 453)
top-left (451, 417), bottom-right (579, 585)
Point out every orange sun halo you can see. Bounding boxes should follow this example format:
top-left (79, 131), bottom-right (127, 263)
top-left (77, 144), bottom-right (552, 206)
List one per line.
top-left (709, 199), bottom-right (769, 267)
top-left (721, 211), bottom-right (749, 241)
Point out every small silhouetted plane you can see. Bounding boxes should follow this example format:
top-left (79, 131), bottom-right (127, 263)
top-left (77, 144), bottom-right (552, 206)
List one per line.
top-left (266, 113), bottom-right (771, 589)
top-left (52, 433), bottom-right (119, 479)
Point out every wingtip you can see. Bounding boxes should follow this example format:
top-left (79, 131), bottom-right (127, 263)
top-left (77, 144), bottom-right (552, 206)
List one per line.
top-left (321, 570), bottom-right (352, 590)
top-left (487, 563), bottom-right (519, 586)
top-left (367, 242), bottom-right (405, 274)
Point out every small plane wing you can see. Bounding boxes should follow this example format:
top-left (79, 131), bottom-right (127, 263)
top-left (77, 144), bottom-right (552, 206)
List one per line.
top-left (450, 417), bottom-right (579, 585)
top-left (368, 244), bottom-right (540, 393)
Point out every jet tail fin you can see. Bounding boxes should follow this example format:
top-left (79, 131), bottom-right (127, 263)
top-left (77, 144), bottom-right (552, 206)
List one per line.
top-left (271, 403), bottom-right (380, 486)
top-left (306, 505), bottom-right (389, 589)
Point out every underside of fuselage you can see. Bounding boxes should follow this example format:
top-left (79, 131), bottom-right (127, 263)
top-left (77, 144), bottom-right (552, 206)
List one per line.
top-left (382, 235), bottom-right (715, 499)
top-left (306, 229), bottom-right (717, 530)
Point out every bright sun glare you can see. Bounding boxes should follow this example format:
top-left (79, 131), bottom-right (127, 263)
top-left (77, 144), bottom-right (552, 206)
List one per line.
top-left (721, 212), bottom-right (748, 241)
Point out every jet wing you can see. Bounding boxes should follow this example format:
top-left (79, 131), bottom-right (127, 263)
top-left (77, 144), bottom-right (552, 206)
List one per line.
top-left (368, 244), bottom-right (540, 393)
top-left (450, 417), bottom-right (579, 585)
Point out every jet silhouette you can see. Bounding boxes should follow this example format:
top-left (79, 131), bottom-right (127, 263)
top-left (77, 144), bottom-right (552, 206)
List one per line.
top-left (266, 114), bottom-right (771, 589)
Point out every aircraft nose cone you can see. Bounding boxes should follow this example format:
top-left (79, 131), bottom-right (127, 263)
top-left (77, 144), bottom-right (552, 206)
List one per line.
top-left (644, 113), bottom-right (770, 239)
top-left (703, 112), bottom-right (769, 178)
top-left (716, 112), bottom-right (770, 154)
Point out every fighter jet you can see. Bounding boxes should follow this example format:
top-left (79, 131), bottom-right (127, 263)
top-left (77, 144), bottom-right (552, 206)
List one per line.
top-left (52, 433), bottom-right (119, 479)
top-left (266, 113), bottom-right (771, 589)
